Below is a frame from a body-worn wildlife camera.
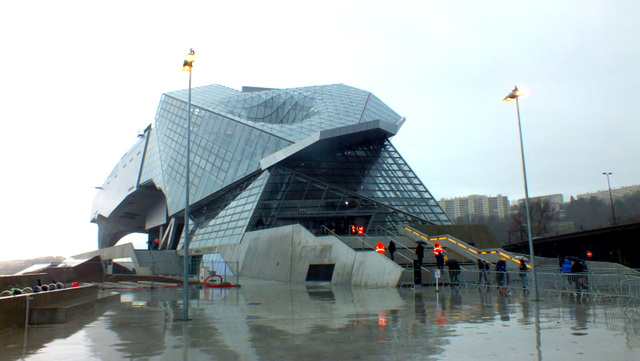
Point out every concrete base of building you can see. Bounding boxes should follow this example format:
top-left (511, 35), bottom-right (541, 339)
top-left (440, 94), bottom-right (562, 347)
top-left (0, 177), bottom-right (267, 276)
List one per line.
top-left (203, 224), bottom-right (403, 287)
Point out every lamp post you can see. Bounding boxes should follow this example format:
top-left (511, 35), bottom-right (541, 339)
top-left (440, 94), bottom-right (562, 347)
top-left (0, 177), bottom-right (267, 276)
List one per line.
top-left (503, 85), bottom-right (538, 300)
top-left (181, 48), bottom-right (195, 321)
top-left (602, 172), bottom-right (617, 225)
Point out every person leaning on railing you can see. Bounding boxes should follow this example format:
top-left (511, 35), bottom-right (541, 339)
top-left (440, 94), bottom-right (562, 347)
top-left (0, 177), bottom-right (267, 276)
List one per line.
top-left (477, 259), bottom-right (489, 284)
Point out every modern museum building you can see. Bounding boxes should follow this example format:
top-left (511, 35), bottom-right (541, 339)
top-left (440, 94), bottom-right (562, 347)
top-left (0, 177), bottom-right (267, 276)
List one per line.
top-left (90, 84), bottom-right (452, 286)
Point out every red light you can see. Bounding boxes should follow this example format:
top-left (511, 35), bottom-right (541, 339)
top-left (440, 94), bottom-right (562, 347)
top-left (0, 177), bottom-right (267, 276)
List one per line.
top-left (587, 251), bottom-right (593, 258)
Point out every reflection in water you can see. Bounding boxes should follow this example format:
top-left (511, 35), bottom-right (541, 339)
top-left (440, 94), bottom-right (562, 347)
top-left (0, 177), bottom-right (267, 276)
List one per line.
top-left (1, 281), bottom-right (638, 360)
top-left (414, 292), bottom-right (427, 324)
top-left (497, 296), bottom-right (510, 322)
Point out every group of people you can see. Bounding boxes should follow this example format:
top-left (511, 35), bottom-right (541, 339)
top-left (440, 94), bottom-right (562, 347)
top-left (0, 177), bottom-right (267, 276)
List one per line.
top-left (388, 240), bottom-right (593, 296)
top-left (477, 257), bottom-right (529, 290)
top-left (389, 240), bottom-right (535, 291)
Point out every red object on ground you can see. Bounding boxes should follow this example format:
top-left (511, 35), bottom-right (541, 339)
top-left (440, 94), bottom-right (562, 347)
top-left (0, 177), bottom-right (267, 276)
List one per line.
top-left (202, 274), bottom-right (237, 288)
top-left (376, 241), bottom-right (385, 254)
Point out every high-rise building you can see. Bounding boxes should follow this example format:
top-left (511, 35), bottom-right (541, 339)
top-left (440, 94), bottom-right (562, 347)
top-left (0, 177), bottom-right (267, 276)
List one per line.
top-left (440, 195), bottom-right (510, 221)
top-left (91, 84), bottom-right (451, 285)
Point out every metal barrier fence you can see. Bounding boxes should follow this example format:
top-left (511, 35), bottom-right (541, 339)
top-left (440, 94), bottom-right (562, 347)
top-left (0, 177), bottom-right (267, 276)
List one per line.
top-left (431, 267), bottom-right (640, 300)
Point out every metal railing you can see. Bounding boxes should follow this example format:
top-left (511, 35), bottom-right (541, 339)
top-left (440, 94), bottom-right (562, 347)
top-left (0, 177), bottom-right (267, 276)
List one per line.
top-left (374, 225), bottom-right (419, 267)
top-left (423, 267), bottom-right (640, 300)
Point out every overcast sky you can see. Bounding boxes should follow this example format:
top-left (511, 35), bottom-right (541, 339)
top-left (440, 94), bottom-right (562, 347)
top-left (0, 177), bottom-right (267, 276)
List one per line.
top-left (1, 1), bottom-right (638, 261)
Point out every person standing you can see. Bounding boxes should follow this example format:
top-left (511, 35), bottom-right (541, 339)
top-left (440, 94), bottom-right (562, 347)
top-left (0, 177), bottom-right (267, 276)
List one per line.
top-left (495, 258), bottom-right (507, 287)
top-left (483, 260), bottom-right (490, 283)
top-left (446, 259), bottom-right (461, 285)
top-left (518, 259), bottom-right (529, 290)
top-left (477, 259), bottom-right (488, 284)
top-left (388, 240), bottom-right (396, 261)
top-left (433, 242), bottom-right (444, 270)
top-left (571, 259), bottom-right (585, 293)
top-left (415, 242), bottom-right (424, 266)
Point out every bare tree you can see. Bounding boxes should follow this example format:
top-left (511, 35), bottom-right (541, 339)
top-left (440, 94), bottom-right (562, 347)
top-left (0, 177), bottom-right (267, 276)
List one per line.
top-left (511, 199), bottom-right (558, 238)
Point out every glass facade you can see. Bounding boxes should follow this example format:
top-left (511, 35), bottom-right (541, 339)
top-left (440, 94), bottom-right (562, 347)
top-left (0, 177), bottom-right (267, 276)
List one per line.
top-left (93, 83), bottom-right (451, 251)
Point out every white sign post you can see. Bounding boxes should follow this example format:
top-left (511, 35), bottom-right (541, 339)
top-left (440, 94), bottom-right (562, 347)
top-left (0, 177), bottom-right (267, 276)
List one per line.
top-left (434, 269), bottom-right (441, 292)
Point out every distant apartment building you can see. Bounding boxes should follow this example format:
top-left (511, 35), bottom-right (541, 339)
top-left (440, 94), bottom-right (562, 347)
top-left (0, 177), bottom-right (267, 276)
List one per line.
top-left (577, 185), bottom-right (640, 202)
top-left (440, 195), bottom-right (510, 221)
top-left (516, 194), bottom-right (564, 211)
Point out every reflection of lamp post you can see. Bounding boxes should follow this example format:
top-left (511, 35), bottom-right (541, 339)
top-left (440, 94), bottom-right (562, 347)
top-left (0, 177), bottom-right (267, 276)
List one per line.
top-left (182, 48), bottom-right (195, 321)
top-left (602, 172), bottom-right (617, 225)
top-left (503, 85), bottom-right (538, 300)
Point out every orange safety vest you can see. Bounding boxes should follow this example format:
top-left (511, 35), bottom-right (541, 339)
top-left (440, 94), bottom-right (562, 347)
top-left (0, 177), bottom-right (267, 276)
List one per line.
top-left (376, 241), bottom-right (385, 254)
top-left (433, 242), bottom-right (443, 255)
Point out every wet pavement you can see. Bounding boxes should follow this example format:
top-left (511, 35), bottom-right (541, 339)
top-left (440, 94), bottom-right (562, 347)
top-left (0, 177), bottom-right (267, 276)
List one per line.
top-left (2, 279), bottom-right (639, 360)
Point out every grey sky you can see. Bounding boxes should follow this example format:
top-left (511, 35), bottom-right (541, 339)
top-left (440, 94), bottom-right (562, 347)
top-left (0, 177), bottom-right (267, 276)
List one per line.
top-left (1, 1), bottom-right (638, 260)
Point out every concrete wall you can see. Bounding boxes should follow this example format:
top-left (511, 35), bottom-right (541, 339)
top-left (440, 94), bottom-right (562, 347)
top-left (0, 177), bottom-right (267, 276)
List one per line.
top-left (0, 285), bottom-right (99, 332)
top-left (134, 250), bottom-right (182, 276)
top-left (214, 224), bottom-right (402, 287)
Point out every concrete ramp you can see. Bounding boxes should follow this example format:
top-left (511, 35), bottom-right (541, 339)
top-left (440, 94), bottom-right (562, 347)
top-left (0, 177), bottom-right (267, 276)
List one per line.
top-left (214, 224), bottom-right (403, 287)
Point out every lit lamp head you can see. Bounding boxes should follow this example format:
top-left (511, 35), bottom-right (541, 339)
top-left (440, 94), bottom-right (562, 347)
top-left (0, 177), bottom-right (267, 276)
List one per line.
top-left (182, 48), bottom-right (195, 72)
top-left (503, 86), bottom-right (520, 102)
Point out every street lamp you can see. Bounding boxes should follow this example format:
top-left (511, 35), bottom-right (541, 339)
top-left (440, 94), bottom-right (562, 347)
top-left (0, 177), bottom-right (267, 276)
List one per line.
top-left (602, 172), bottom-right (617, 225)
top-left (503, 85), bottom-right (538, 300)
top-left (182, 48), bottom-right (195, 321)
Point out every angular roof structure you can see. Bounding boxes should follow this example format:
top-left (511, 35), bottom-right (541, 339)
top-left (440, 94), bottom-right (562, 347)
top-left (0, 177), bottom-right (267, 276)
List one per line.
top-left (91, 84), bottom-right (451, 252)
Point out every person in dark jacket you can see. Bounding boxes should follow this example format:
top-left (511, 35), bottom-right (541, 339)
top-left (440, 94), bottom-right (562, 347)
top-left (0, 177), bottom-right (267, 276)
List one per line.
top-left (446, 259), bottom-right (461, 285)
top-left (477, 259), bottom-right (487, 284)
top-left (388, 240), bottom-right (396, 261)
top-left (495, 258), bottom-right (507, 286)
top-left (518, 259), bottom-right (529, 290)
top-left (415, 243), bottom-right (424, 266)
top-left (571, 259), bottom-right (586, 292)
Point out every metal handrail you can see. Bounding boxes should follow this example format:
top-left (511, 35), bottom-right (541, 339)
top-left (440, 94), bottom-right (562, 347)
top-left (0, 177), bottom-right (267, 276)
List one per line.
top-left (320, 225), bottom-right (377, 251)
top-left (424, 267), bottom-right (640, 299)
top-left (374, 225), bottom-right (431, 278)
top-left (375, 225), bottom-right (418, 265)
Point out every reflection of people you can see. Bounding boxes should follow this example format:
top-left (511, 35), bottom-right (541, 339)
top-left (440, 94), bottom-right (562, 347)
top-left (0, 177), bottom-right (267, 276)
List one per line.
top-left (446, 259), bottom-right (461, 285)
top-left (388, 240), bottom-right (396, 261)
top-left (415, 243), bottom-right (424, 266)
top-left (414, 292), bottom-right (427, 324)
top-left (433, 242), bottom-right (444, 270)
top-left (498, 297), bottom-right (510, 321)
